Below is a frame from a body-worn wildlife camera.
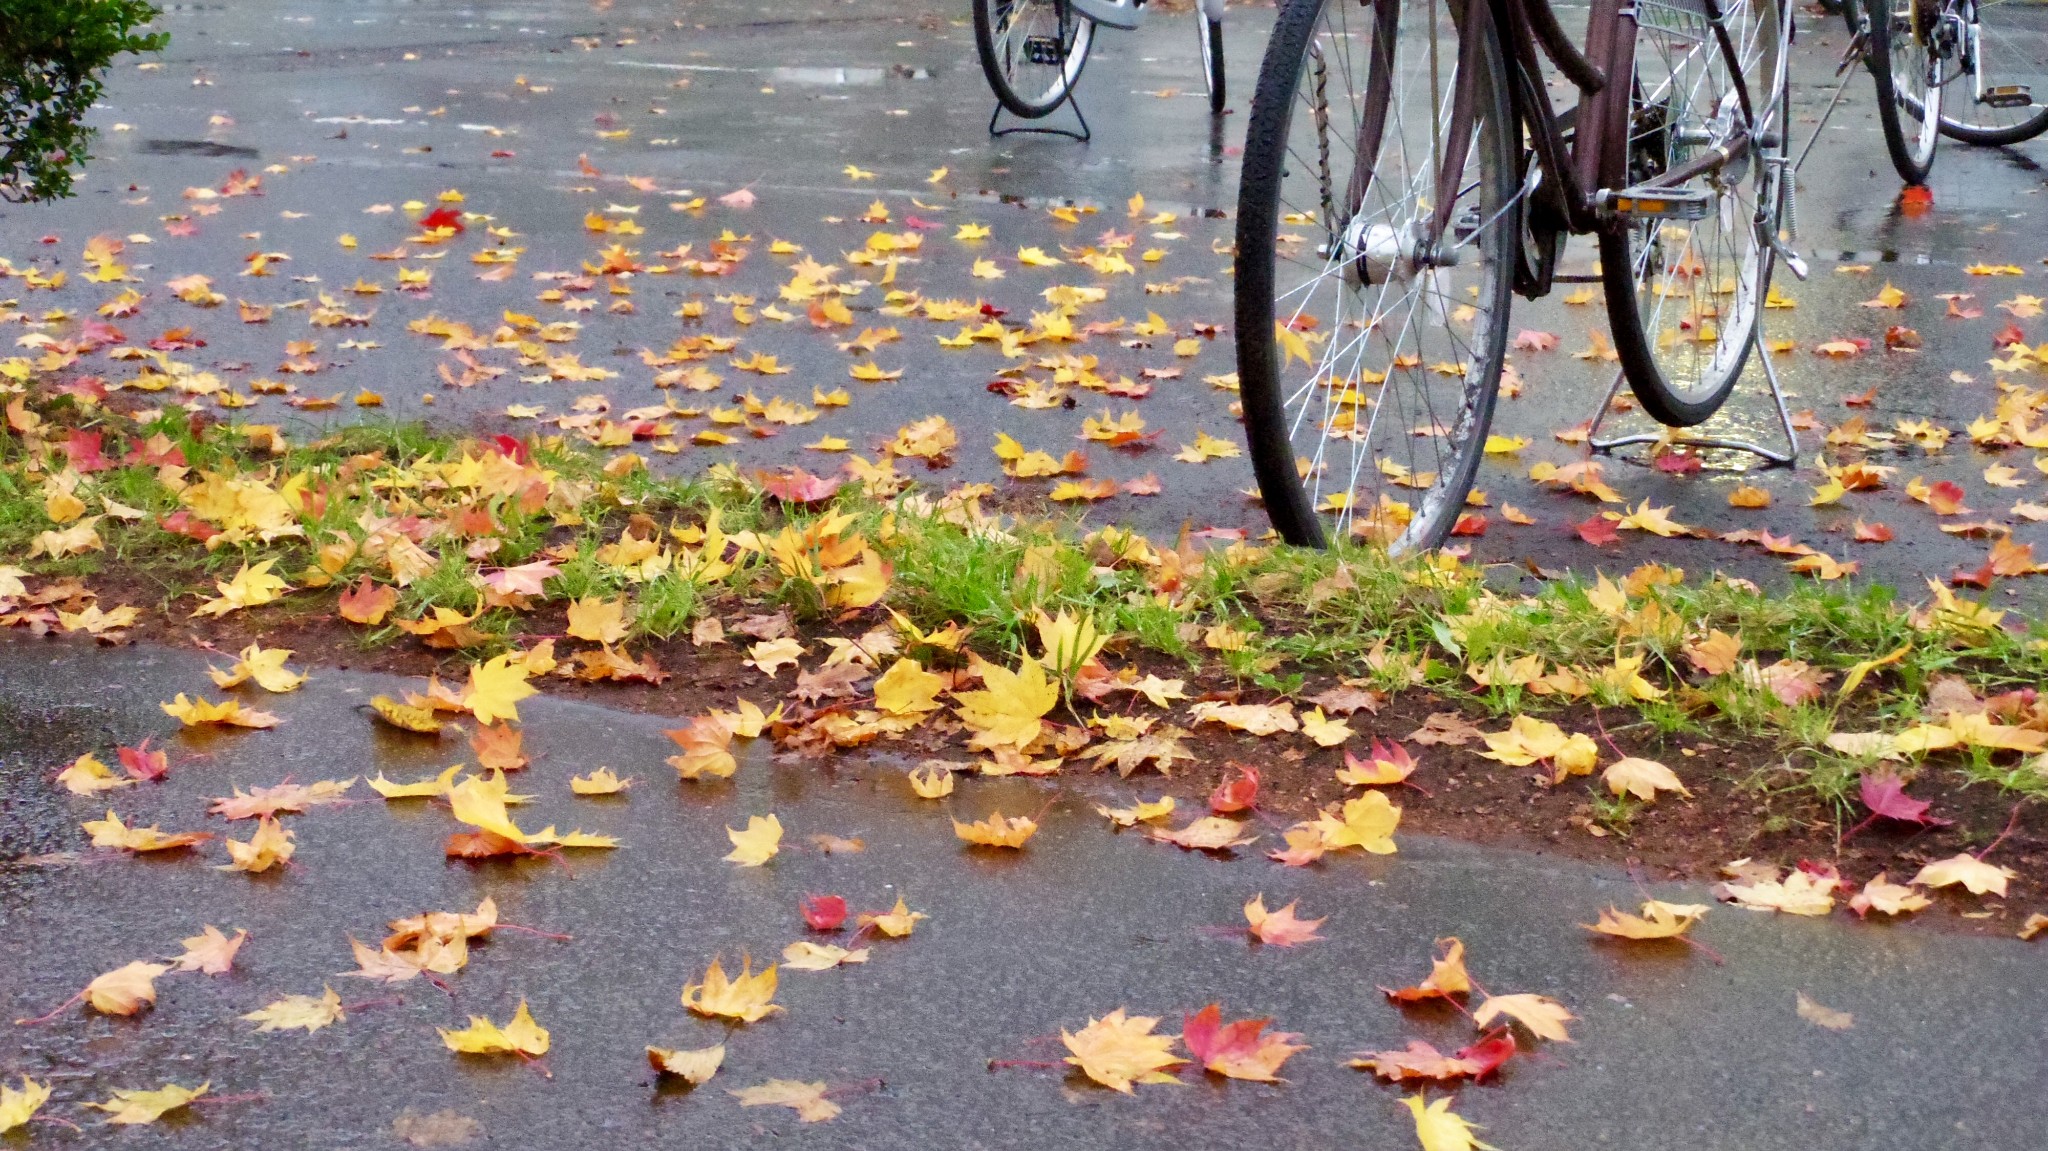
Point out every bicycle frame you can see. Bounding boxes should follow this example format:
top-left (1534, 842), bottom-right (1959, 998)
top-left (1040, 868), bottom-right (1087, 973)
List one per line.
top-left (1421, 0), bottom-right (1787, 286)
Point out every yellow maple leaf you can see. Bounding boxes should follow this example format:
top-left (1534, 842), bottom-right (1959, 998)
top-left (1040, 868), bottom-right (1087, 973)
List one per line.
top-left (160, 693), bottom-right (281, 729)
top-left (874, 657), bottom-right (946, 716)
top-left (856, 896), bottom-right (926, 937)
top-left (1583, 900), bottom-right (1707, 940)
top-left (206, 643), bottom-right (308, 693)
top-left (907, 763), bottom-right (955, 799)
top-left (219, 815), bottom-right (295, 873)
top-left (1601, 756), bottom-right (1690, 803)
top-left (1472, 993), bottom-right (1575, 1042)
top-left (724, 814), bottom-right (783, 866)
top-left (86, 1082), bottom-right (209, 1126)
top-left (1062, 1009), bottom-right (1187, 1093)
top-left (439, 999), bottom-right (550, 1056)
top-left (648, 1044), bottom-right (726, 1084)
top-left (191, 558), bottom-right (288, 618)
top-left (464, 653), bottom-right (536, 725)
top-left (683, 956), bottom-right (781, 1022)
top-left (57, 752), bottom-right (133, 796)
top-left (84, 961), bottom-right (170, 1015)
top-left (1403, 1094), bottom-right (1498, 1151)
top-left (565, 596), bottom-right (630, 644)
top-left (953, 811), bottom-right (1039, 849)
top-left (1314, 792), bottom-right (1401, 854)
top-left (570, 767), bottom-right (631, 795)
top-left (730, 1079), bottom-right (840, 1123)
top-left (0, 1078), bottom-right (52, 1135)
top-left (367, 763), bottom-right (462, 799)
top-left (952, 653), bottom-right (1060, 750)
top-left (1095, 796), bottom-right (1175, 827)
top-left (242, 986), bottom-right (344, 1032)
top-left (780, 941), bottom-right (870, 971)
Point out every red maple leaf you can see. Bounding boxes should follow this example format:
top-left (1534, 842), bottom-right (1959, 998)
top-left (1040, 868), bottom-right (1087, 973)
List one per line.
top-left (1857, 771), bottom-right (1953, 827)
top-left (419, 206), bottom-right (464, 232)
top-left (1453, 1029), bottom-right (1518, 1079)
top-left (118, 737), bottom-right (170, 781)
top-left (801, 894), bottom-right (849, 932)
top-left (1209, 764), bottom-right (1259, 814)
top-left (1181, 1004), bottom-right (1306, 1081)
top-left (1574, 515), bottom-right (1620, 547)
top-left (758, 468), bottom-right (845, 506)
top-left (62, 429), bottom-right (112, 473)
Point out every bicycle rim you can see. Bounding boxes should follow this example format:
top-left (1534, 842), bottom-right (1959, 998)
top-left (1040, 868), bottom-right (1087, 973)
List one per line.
top-left (1939, 0), bottom-right (2048, 143)
top-left (1234, 0), bottom-right (1514, 553)
top-left (976, 0), bottom-right (1094, 118)
top-left (1603, 0), bottom-right (1782, 427)
top-left (1869, 0), bottom-right (1942, 178)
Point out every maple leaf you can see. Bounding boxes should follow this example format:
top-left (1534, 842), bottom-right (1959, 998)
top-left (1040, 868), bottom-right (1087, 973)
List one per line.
top-left (83, 811), bottom-right (213, 852)
top-left (1187, 701), bottom-right (1298, 736)
top-left (366, 695), bottom-right (444, 735)
top-left (1062, 1009), bottom-right (1186, 1093)
top-left (856, 897), bottom-right (927, 937)
top-left (1181, 1003), bottom-right (1307, 1081)
top-left (170, 925), bottom-right (247, 974)
top-left (1351, 1032), bottom-right (1515, 1084)
top-left (208, 778), bottom-right (355, 820)
top-left (648, 1044), bottom-right (726, 1085)
top-left (243, 986), bottom-right (345, 1033)
top-left (191, 558), bottom-right (288, 618)
top-left (206, 643), bottom-right (307, 693)
top-left (89, 960), bottom-right (171, 1016)
top-left (1584, 900), bottom-right (1708, 940)
top-left (667, 715), bottom-right (739, 780)
top-left (1602, 757), bottom-right (1691, 803)
top-left (1384, 938), bottom-right (1472, 1002)
top-left (1403, 1094), bottom-right (1499, 1151)
top-left (1095, 796), bottom-right (1176, 827)
top-left (1244, 894), bottom-right (1325, 946)
top-left (336, 578), bottom-right (398, 625)
top-left (1338, 739), bottom-right (1418, 787)
top-left (907, 763), bottom-right (956, 798)
top-left (220, 815), bottom-right (295, 873)
top-left (780, 941), bottom-right (871, 971)
top-left (0, 1078), bottom-right (52, 1136)
top-left (802, 894), bottom-right (850, 931)
top-left (731, 1080), bottom-right (840, 1123)
top-left (683, 956), bottom-right (782, 1022)
top-left (873, 657), bottom-right (947, 716)
top-left (1151, 816), bottom-right (1257, 852)
top-left (565, 596), bottom-right (631, 644)
top-left (1912, 853), bottom-right (2014, 896)
top-left (1315, 791), bottom-right (1402, 854)
top-left (1473, 993), bottom-right (1575, 1042)
top-left (1856, 771), bottom-right (1952, 827)
top-left (439, 1000), bottom-right (550, 1056)
top-left (953, 811), bottom-right (1039, 848)
top-left (57, 752), bottom-right (134, 795)
top-left (86, 1082), bottom-right (210, 1126)
top-left (570, 767), bottom-right (630, 794)
top-left (725, 814), bottom-right (783, 866)
top-left (1848, 872), bottom-right (1932, 918)
top-left (1299, 706), bottom-right (1352, 747)
top-left (1209, 764), bottom-right (1260, 813)
top-left (470, 723), bottom-right (528, 772)
top-left (952, 652), bottom-right (1060, 750)
top-left (1086, 729), bottom-right (1195, 777)
top-left (463, 653), bottom-right (537, 725)
top-left (1714, 867), bottom-right (1838, 915)
top-left (160, 694), bottom-right (281, 729)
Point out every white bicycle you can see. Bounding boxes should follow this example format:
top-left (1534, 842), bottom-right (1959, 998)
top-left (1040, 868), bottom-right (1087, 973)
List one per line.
top-left (974, 0), bottom-right (1229, 124)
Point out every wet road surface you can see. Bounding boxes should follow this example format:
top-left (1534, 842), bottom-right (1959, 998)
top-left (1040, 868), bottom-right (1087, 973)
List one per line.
top-left (3, 635), bottom-right (2047, 1147)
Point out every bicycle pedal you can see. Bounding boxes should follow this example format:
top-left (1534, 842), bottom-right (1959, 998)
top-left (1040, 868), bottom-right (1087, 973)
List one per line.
top-left (1981, 85), bottom-right (2033, 110)
top-left (1600, 186), bottom-right (1713, 221)
top-left (1023, 36), bottom-right (1066, 65)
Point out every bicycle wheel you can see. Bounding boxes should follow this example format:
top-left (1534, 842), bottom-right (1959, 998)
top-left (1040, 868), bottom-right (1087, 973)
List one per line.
top-left (1865, 0), bottom-right (1942, 181)
top-left (1601, 0), bottom-right (1785, 428)
top-left (1235, 0), bottom-right (1516, 552)
top-left (1939, 0), bottom-right (2048, 144)
top-left (1198, 11), bottom-right (1226, 115)
top-left (975, 0), bottom-right (1094, 119)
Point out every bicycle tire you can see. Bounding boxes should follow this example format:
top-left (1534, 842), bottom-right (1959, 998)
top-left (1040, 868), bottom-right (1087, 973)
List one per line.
top-left (975, 0), bottom-right (1094, 119)
top-left (1235, 0), bottom-right (1515, 552)
top-left (1937, 0), bottom-right (2048, 144)
top-left (1602, 0), bottom-right (1785, 428)
top-left (1199, 13), bottom-right (1226, 115)
top-left (1865, 0), bottom-right (1941, 182)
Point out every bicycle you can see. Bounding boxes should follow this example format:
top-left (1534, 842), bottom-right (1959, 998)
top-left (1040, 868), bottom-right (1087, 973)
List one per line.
top-left (974, 0), bottom-right (1230, 136)
top-left (1857, 0), bottom-right (2048, 184)
top-left (1233, 0), bottom-right (1797, 552)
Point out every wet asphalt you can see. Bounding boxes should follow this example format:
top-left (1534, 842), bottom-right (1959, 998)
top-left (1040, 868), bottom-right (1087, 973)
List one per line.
top-left (3, 636), bottom-right (2047, 1149)
top-left (0, 0), bottom-right (2046, 595)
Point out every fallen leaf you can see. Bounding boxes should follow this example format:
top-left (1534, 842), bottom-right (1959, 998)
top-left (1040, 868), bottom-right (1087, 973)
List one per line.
top-left (683, 957), bottom-right (781, 1022)
top-left (1181, 1003), bottom-right (1307, 1082)
top-left (1244, 894), bottom-right (1325, 946)
top-left (1061, 1009), bottom-right (1186, 1093)
top-left (1795, 992), bottom-right (1854, 1031)
top-left (730, 1080), bottom-right (839, 1123)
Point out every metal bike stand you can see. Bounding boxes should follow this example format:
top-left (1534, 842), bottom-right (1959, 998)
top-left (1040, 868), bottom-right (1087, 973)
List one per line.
top-left (1585, 348), bottom-right (1801, 465)
top-left (1585, 13), bottom-right (1873, 469)
top-left (988, 88), bottom-right (1091, 142)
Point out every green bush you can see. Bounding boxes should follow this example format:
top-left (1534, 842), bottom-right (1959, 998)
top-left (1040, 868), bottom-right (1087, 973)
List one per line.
top-left (1, 0), bottom-right (166, 203)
